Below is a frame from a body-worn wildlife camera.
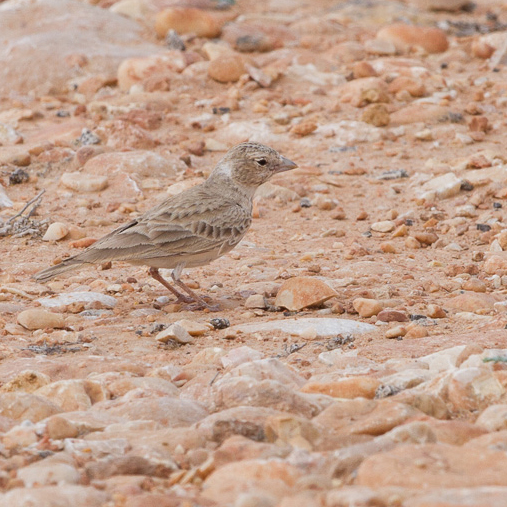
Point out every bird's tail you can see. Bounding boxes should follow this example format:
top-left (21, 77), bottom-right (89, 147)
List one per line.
top-left (33, 258), bottom-right (86, 283)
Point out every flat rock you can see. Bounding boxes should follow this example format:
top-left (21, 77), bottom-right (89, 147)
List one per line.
top-left (83, 150), bottom-right (183, 179)
top-left (1, 370), bottom-right (51, 393)
top-left (155, 7), bottom-right (224, 38)
top-left (17, 453), bottom-right (80, 487)
top-left (447, 292), bottom-right (498, 313)
top-left (92, 394), bottom-right (207, 427)
top-left (35, 379), bottom-right (109, 412)
top-left (17, 309), bottom-right (65, 330)
top-left (377, 23), bottom-right (449, 54)
top-left (0, 0), bottom-right (162, 95)
top-left (356, 443), bottom-right (507, 488)
top-left (155, 323), bottom-right (194, 344)
top-left (227, 359), bottom-right (305, 388)
top-left (0, 485), bottom-right (109, 507)
top-left (275, 277), bottom-right (338, 311)
top-left (418, 172), bottom-right (462, 201)
top-left (203, 459), bottom-right (302, 504)
top-left (229, 318), bottom-right (375, 339)
top-left (301, 377), bottom-right (381, 399)
top-left (353, 298), bottom-right (383, 318)
top-left (0, 392), bottom-right (61, 422)
top-left (476, 404), bottom-right (507, 432)
top-left (37, 292), bottom-right (117, 309)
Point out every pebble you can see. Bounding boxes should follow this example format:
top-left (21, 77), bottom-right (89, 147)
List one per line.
top-left (361, 103), bottom-right (390, 127)
top-left (290, 121), bottom-right (318, 136)
top-left (245, 294), bottom-right (267, 309)
top-left (17, 309), bottom-right (65, 330)
top-left (155, 323), bottom-right (194, 344)
top-left (353, 298), bottom-right (383, 318)
top-left (426, 304), bottom-right (446, 319)
top-left (472, 39), bottom-right (495, 60)
top-left (476, 404), bottom-right (507, 432)
top-left (376, 24), bottom-right (449, 54)
top-left (0, 122), bottom-right (23, 145)
top-left (462, 278), bottom-right (487, 293)
top-left (208, 55), bottom-right (245, 83)
top-left (415, 129), bottom-right (433, 141)
top-left (301, 377), bottom-right (381, 399)
top-left (469, 116), bottom-right (489, 133)
top-left (405, 236), bottom-right (421, 249)
top-left (60, 172), bottom-right (108, 192)
top-left (386, 325), bottom-right (407, 339)
top-left (274, 277), bottom-right (337, 311)
top-left (377, 309), bottom-right (408, 322)
top-left (371, 220), bottom-right (395, 233)
top-left (1, 370), bottom-right (50, 393)
top-left (485, 254), bottom-right (507, 275)
top-left (155, 8), bottom-right (223, 38)
top-left (388, 76), bottom-right (426, 97)
top-left (339, 77), bottom-right (389, 108)
top-left (109, 0), bottom-right (148, 20)
top-left (69, 238), bottom-right (97, 249)
top-left (380, 241), bottom-right (397, 253)
top-left (352, 61), bottom-right (377, 79)
top-left (42, 222), bottom-right (69, 241)
top-left (418, 172), bottom-right (462, 201)
top-left (222, 23), bottom-right (278, 53)
top-left (409, 0), bottom-right (470, 11)
top-left (392, 224), bottom-right (408, 237)
top-left (175, 319), bottom-right (212, 336)
top-left (221, 346), bottom-right (264, 369)
top-left (414, 232), bottom-right (438, 245)
top-left (405, 323), bottom-right (429, 339)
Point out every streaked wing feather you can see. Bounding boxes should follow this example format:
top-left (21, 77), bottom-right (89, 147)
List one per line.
top-left (73, 190), bottom-right (252, 265)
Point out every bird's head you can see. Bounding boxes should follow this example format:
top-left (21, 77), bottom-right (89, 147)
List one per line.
top-left (211, 142), bottom-right (297, 190)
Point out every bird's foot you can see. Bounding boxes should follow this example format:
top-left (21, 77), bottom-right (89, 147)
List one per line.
top-left (174, 294), bottom-right (195, 305)
top-left (182, 301), bottom-right (221, 312)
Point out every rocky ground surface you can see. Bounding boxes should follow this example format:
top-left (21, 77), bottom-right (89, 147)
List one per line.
top-left (1, 0), bottom-right (507, 505)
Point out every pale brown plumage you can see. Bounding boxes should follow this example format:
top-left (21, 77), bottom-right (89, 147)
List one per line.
top-left (34, 142), bottom-right (297, 309)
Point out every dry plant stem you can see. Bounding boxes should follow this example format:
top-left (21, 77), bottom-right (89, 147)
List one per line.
top-left (8, 189), bottom-right (45, 223)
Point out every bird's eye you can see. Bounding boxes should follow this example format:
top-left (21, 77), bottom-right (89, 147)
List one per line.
top-left (256, 158), bottom-right (267, 166)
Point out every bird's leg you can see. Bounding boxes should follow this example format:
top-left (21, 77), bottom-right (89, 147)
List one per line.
top-left (171, 264), bottom-right (220, 312)
top-left (148, 267), bottom-right (194, 304)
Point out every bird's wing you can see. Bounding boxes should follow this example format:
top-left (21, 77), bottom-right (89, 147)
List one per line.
top-left (73, 189), bottom-right (252, 264)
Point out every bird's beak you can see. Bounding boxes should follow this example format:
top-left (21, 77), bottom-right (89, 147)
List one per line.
top-left (275, 156), bottom-right (298, 173)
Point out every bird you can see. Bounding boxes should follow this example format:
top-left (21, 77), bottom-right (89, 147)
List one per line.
top-left (34, 142), bottom-right (297, 310)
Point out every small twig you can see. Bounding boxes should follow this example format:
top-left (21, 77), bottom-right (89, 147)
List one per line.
top-left (209, 371), bottom-right (221, 386)
top-left (275, 342), bottom-right (307, 358)
top-left (8, 189), bottom-right (45, 223)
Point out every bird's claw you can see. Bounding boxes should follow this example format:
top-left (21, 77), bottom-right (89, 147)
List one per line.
top-left (182, 301), bottom-right (221, 312)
